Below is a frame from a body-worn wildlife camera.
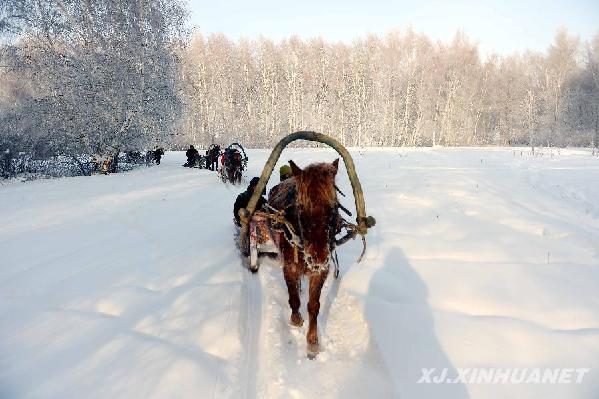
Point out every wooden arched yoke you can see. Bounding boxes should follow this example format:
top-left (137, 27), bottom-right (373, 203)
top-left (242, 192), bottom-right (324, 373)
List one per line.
top-left (238, 131), bottom-right (376, 256)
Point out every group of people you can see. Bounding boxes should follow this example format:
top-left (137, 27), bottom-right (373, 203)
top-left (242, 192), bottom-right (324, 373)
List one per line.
top-left (184, 144), bottom-right (221, 170)
top-left (123, 147), bottom-right (164, 166)
top-left (233, 164), bottom-right (293, 226)
top-left (180, 143), bottom-right (296, 227)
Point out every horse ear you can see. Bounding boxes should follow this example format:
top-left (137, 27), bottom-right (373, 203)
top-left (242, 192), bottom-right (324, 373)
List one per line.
top-left (289, 160), bottom-right (302, 176)
top-left (332, 158), bottom-right (339, 174)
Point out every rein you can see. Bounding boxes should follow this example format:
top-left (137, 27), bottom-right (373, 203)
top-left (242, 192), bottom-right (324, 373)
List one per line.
top-left (258, 203), bottom-right (303, 262)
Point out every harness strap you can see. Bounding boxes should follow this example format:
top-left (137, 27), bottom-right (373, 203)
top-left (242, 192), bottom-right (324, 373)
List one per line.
top-left (257, 196), bottom-right (367, 269)
top-left (255, 207), bottom-right (303, 254)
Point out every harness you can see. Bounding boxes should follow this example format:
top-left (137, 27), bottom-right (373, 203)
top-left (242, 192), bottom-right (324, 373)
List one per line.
top-left (256, 187), bottom-right (367, 277)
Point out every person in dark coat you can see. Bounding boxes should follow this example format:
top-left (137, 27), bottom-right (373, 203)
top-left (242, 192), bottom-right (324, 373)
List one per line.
top-left (185, 145), bottom-right (199, 167)
top-left (233, 177), bottom-right (266, 226)
top-left (154, 147), bottom-right (165, 165)
top-left (208, 144), bottom-right (221, 171)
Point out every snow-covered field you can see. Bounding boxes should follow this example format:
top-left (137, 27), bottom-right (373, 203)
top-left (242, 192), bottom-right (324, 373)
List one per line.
top-left (1, 147), bottom-right (598, 399)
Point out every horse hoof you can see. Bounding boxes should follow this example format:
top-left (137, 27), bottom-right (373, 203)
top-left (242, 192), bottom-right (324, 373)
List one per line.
top-left (307, 343), bottom-right (320, 359)
top-left (290, 313), bottom-right (304, 327)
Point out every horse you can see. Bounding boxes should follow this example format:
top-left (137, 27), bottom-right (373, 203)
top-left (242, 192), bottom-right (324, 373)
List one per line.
top-left (222, 149), bottom-right (243, 184)
top-left (228, 151), bottom-right (243, 184)
top-left (268, 159), bottom-right (340, 358)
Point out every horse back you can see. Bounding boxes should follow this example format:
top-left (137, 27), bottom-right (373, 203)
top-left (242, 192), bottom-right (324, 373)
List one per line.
top-left (268, 177), bottom-right (297, 211)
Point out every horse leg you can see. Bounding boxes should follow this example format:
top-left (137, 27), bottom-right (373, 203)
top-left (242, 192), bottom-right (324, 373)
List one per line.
top-left (306, 271), bottom-right (326, 358)
top-left (283, 263), bottom-right (303, 327)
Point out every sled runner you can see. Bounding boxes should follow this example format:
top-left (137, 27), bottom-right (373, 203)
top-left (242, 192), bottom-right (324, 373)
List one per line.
top-left (248, 212), bottom-right (278, 270)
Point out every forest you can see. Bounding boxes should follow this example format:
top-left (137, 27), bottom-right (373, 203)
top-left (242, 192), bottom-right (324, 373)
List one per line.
top-left (1, 0), bottom-right (598, 177)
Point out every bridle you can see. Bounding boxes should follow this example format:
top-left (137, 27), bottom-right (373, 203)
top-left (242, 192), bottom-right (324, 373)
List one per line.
top-left (294, 200), bottom-right (337, 273)
top-left (260, 181), bottom-right (339, 274)
top-left (259, 180), bottom-right (366, 277)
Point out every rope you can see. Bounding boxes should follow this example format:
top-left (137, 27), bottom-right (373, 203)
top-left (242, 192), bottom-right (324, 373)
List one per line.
top-left (335, 218), bottom-right (368, 264)
top-left (254, 205), bottom-right (303, 253)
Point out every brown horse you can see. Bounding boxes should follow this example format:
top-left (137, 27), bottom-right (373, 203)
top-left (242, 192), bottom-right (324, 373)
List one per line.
top-left (268, 159), bottom-right (340, 358)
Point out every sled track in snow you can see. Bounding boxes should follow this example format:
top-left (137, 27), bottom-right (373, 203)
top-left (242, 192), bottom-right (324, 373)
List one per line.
top-left (241, 268), bottom-right (261, 399)
top-left (238, 255), bottom-right (394, 399)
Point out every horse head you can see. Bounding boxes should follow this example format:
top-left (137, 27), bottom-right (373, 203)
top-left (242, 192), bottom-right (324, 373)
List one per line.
top-left (290, 159), bottom-right (339, 272)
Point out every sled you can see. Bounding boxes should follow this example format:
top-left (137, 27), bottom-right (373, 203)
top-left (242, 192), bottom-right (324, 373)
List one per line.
top-left (183, 155), bottom-right (206, 169)
top-left (248, 212), bottom-right (279, 271)
top-left (238, 131), bottom-right (376, 272)
top-left (220, 143), bottom-right (248, 184)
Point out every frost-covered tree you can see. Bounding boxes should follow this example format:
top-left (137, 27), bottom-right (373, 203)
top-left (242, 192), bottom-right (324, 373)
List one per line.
top-left (176, 28), bottom-right (598, 149)
top-left (0, 0), bottom-right (187, 171)
top-left (3, 7), bottom-right (598, 168)
top-left (568, 33), bottom-right (599, 148)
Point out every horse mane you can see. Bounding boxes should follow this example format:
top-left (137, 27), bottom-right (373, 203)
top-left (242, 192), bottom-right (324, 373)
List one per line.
top-left (295, 163), bottom-right (337, 215)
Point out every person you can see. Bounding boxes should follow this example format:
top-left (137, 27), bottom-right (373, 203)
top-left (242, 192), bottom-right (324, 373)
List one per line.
top-left (208, 144), bottom-right (221, 171)
top-left (279, 164), bottom-right (292, 181)
top-left (205, 149), bottom-right (211, 168)
top-left (214, 145), bottom-right (222, 171)
top-left (154, 147), bottom-right (165, 165)
top-left (233, 177), bottom-right (266, 227)
top-left (185, 145), bottom-right (199, 167)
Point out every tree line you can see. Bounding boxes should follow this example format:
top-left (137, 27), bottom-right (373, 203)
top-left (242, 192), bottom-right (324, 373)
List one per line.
top-left (1, 1), bottom-right (598, 178)
top-left (177, 28), bottom-right (599, 148)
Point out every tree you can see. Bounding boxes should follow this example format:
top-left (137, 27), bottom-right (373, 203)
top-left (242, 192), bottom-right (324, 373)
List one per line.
top-left (0, 0), bottom-right (187, 171)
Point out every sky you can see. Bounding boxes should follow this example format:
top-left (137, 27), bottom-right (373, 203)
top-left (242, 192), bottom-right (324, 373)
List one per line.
top-left (186, 0), bottom-right (598, 56)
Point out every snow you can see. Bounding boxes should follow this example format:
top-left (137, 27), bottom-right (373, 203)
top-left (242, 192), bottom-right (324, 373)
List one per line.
top-left (1, 148), bottom-right (598, 398)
